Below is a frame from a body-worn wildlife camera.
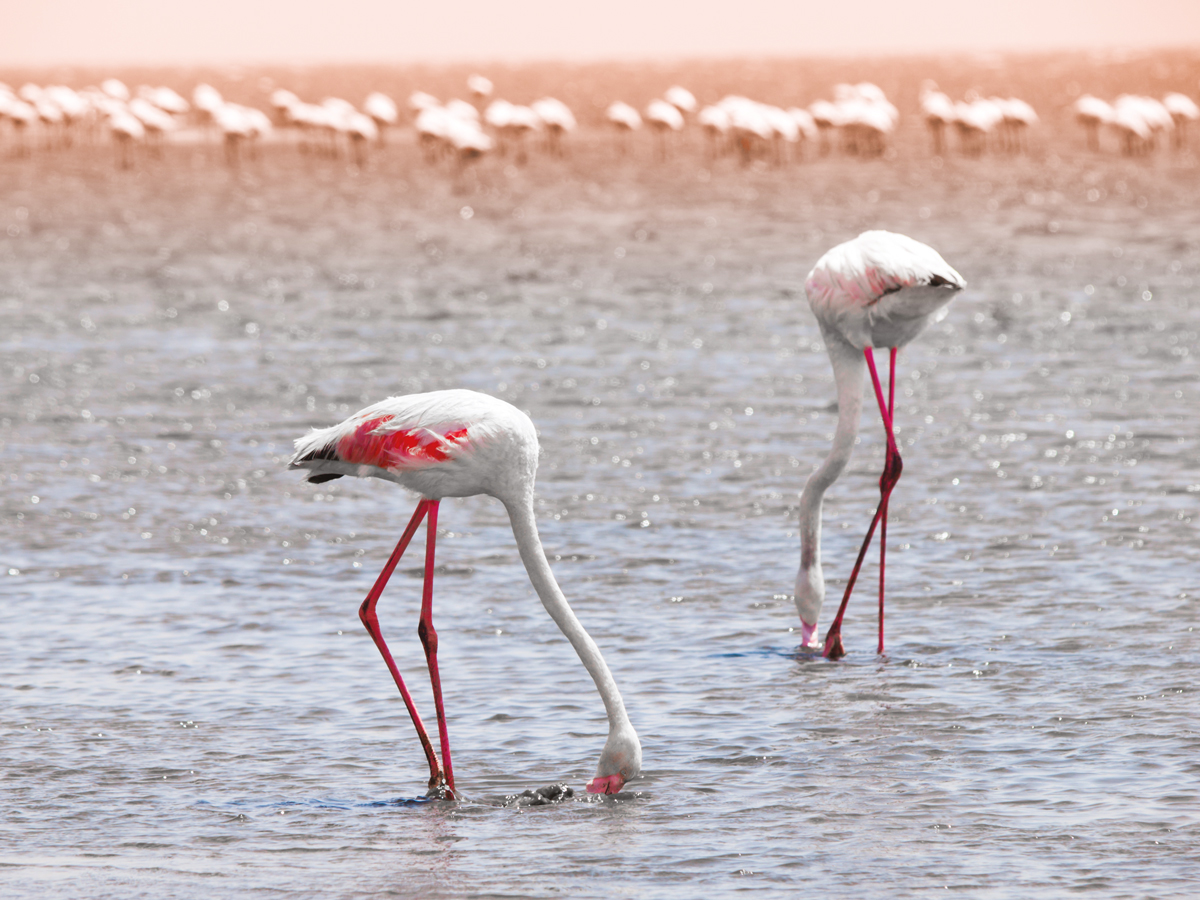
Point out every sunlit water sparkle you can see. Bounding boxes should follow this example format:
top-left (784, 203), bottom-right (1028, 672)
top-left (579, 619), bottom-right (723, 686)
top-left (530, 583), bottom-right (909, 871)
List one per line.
top-left (2, 132), bottom-right (1198, 898)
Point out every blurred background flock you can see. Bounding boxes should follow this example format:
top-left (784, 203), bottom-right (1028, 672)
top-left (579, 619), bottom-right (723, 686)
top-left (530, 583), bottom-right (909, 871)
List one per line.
top-left (2, 51), bottom-right (1199, 171)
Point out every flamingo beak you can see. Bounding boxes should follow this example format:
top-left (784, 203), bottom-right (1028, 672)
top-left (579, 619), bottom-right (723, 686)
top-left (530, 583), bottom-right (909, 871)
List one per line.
top-left (586, 773), bottom-right (625, 794)
top-left (799, 620), bottom-right (820, 648)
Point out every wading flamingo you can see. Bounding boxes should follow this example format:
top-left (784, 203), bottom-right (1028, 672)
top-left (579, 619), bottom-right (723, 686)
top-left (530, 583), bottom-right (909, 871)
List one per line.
top-left (797, 232), bottom-right (965, 659)
top-left (289, 389), bottom-right (641, 798)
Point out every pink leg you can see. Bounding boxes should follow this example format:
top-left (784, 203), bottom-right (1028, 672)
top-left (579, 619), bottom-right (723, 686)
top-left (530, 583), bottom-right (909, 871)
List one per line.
top-left (823, 348), bottom-right (903, 660)
top-left (875, 347), bottom-right (900, 655)
top-left (417, 501), bottom-right (456, 797)
top-left (869, 348), bottom-right (902, 655)
top-left (864, 350), bottom-right (902, 657)
top-left (821, 497), bottom-right (885, 660)
top-left (357, 499), bottom-right (450, 797)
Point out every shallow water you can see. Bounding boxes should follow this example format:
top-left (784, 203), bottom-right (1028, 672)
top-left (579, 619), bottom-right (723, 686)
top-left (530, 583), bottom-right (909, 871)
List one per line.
top-left (2, 131), bottom-right (1199, 898)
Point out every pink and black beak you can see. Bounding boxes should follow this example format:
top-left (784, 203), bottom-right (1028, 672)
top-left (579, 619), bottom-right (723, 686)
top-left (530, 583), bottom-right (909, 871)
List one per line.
top-left (586, 773), bottom-right (625, 795)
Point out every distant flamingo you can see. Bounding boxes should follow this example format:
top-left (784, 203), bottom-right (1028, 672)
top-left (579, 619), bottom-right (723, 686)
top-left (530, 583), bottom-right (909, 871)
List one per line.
top-left (0, 90), bottom-right (38, 156)
top-left (1074, 95), bottom-right (1113, 152)
top-left (129, 97), bottom-right (176, 156)
top-left (797, 232), bottom-right (966, 659)
top-left (467, 75), bottom-right (494, 106)
top-left (363, 91), bottom-right (398, 145)
top-left (697, 104), bottom-right (732, 158)
top-left (484, 99), bottom-right (539, 163)
top-left (645, 99), bottom-right (683, 160)
top-left (919, 82), bottom-right (955, 155)
top-left (664, 86), bottom-right (697, 116)
top-left (986, 97), bottom-right (1034, 154)
top-left (289, 389), bottom-right (640, 798)
top-left (108, 107), bottom-right (145, 169)
top-left (1164, 92), bottom-right (1200, 150)
top-left (531, 97), bottom-right (576, 156)
top-left (606, 101), bottom-right (642, 156)
top-left (101, 78), bottom-right (130, 102)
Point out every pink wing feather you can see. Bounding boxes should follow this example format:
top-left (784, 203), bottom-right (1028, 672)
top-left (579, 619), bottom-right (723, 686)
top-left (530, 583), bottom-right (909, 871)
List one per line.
top-left (333, 417), bottom-right (470, 470)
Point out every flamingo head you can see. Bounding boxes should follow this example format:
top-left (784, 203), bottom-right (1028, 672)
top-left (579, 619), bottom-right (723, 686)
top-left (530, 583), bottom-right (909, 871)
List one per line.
top-left (586, 723), bottom-right (641, 795)
top-left (799, 619), bottom-right (821, 649)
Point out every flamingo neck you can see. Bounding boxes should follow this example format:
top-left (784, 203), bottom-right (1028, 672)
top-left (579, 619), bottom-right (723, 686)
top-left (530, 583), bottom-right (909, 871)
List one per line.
top-left (504, 495), bottom-right (633, 735)
top-left (796, 334), bottom-right (867, 629)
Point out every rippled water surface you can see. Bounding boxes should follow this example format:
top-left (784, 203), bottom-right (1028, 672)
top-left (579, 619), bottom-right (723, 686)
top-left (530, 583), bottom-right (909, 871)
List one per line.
top-left (3, 127), bottom-right (1199, 898)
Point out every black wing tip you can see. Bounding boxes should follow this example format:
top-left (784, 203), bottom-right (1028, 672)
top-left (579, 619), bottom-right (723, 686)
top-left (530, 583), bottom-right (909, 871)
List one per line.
top-left (293, 443), bottom-right (341, 464)
top-left (307, 473), bottom-right (343, 484)
top-left (292, 442), bottom-right (344, 482)
top-left (928, 274), bottom-right (964, 289)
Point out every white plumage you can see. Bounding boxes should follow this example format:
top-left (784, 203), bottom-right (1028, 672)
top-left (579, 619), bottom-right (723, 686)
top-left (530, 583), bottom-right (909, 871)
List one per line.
top-left (467, 74), bottom-right (493, 99)
top-left (1164, 92), bottom-right (1200, 122)
top-left (606, 101), bottom-right (642, 131)
top-left (805, 231), bottom-right (967, 350)
top-left (645, 99), bottom-right (684, 132)
top-left (664, 86), bottom-right (697, 114)
top-left (364, 91), bottom-right (398, 125)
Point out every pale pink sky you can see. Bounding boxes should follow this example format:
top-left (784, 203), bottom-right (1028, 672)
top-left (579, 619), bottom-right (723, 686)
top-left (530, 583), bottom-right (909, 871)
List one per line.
top-left (3, 0), bottom-right (1199, 65)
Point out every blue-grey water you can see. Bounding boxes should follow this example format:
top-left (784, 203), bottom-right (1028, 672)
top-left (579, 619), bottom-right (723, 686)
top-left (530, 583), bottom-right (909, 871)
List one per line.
top-left (2, 136), bottom-right (1198, 898)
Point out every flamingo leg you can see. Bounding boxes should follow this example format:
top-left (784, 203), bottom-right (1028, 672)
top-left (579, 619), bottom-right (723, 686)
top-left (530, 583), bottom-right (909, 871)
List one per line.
top-left (875, 348), bottom-right (901, 655)
top-left (416, 501), bottom-right (456, 797)
top-left (357, 499), bottom-right (450, 797)
top-left (866, 347), bottom-right (903, 654)
top-left (822, 347), bottom-right (903, 660)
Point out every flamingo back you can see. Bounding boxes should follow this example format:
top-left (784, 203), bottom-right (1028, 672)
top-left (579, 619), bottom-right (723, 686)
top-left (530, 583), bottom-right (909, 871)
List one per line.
top-left (290, 389), bottom-right (537, 501)
top-left (805, 230), bottom-right (966, 349)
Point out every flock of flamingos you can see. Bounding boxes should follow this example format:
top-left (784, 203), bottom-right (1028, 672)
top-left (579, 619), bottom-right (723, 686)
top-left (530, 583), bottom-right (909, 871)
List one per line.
top-left (1, 70), bottom-right (1196, 797)
top-left (1, 72), bottom-right (1198, 169)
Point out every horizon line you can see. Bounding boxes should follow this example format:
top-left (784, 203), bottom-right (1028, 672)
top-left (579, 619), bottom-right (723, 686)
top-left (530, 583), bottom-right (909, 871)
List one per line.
top-left (4, 43), bottom-right (1200, 73)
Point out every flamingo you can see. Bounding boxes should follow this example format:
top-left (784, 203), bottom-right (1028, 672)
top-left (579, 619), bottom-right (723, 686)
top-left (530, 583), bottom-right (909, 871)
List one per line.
top-left (101, 78), bottom-right (130, 102)
top-left (129, 97), bottom-right (177, 156)
top-left (953, 95), bottom-right (1002, 157)
top-left (1, 91), bottom-right (38, 156)
top-left (45, 85), bottom-right (90, 147)
top-left (363, 91), bottom-right (398, 145)
top-left (808, 98), bottom-right (841, 155)
top-left (1164, 92), bottom-right (1200, 150)
top-left (919, 83), bottom-right (955, 155)
top-left (664, 85), bottom-right (697, 115)
top-left (697, 104), bottom-right (732, 158)
top-left (1111, 95), bottom-right (1171, 156)
top-left (995, 97), bottom-right (1038, 154)
top-left (270, 88), bottom-right (301, 127)
top-left (645, 99), bottom-right (684, 160)
top-left (761, 104), bottom-right (800, 164)
top-left (108, 106), bottom-right (145, 169)
top-left (484, 99), bottom-right (540, 163)
top-left (1074, 94), bottom-right (1113, 152)
top-left (467, 75), bottom-right (493, 104)
top-left (721, 96), bottom-right (772, 163)
top-left (786, 107), bottom-right (818, 148)
top-left (531, 97), bottom-right (576, 156)
top-left (140, 85), bottom-right (189, 116)
top-left (797, 232), bottom-right (966, 660)
top-left (289, 389), bottom-right (640, 799)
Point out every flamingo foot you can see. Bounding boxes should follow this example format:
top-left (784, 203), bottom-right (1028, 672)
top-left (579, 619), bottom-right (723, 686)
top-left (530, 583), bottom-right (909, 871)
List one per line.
top-left (823, 630), bottom-right (846, 661)
top-left (425, 774), bottom-right (455, 801)
top-left (586, 773), bottom-right (625, 795)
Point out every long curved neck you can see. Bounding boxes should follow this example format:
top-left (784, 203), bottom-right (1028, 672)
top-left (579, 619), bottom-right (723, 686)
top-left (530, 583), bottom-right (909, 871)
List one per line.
top-left (504, 494), bottom-right (633, 734)
top-left (796, 334), bottom-right (867, 626)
